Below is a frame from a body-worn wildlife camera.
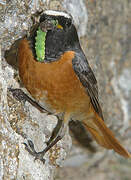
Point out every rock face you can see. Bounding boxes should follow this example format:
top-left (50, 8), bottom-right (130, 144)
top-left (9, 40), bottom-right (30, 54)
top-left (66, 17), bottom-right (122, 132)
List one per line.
top-left (0, 45), bottom-right (72, 180)
top-left (0, 1), bottom-right (73, 180)
top-left (0, 0), bottom-right (131, 180)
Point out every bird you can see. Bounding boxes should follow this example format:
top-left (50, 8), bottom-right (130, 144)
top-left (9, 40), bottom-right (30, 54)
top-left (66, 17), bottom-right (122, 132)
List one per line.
top-left (8, 10), bottom-right (131, 162)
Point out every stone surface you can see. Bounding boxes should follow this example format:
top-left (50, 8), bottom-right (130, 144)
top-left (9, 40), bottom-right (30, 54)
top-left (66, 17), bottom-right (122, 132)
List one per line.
top-left (0, 1), bottom-right (72, 179)
top-left (0, 48), bottom-right (72, 179)
top-left (62, 0), bottom-right (88, 37)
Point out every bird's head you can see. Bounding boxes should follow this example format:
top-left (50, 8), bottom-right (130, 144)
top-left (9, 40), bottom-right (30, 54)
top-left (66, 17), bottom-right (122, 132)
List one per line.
top-left (31, 10), bottom-right (80, 62)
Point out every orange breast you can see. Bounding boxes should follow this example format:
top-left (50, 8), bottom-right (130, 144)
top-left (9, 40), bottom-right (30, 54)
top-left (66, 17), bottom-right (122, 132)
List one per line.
top-left (18, 39), bottom-right (90, 114)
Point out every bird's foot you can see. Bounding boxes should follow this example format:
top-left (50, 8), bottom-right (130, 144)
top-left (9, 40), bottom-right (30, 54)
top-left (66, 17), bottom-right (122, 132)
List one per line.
top-left (8, 88), bottom-right (52, 114)
top-left (23, 140), bottom-right (46, 163)
top-left (8, 88), bottom-right (26, 103)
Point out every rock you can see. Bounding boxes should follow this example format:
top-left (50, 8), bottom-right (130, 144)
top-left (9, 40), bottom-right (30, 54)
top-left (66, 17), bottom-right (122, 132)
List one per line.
top-left (0, 1), bottom-right (72, 179)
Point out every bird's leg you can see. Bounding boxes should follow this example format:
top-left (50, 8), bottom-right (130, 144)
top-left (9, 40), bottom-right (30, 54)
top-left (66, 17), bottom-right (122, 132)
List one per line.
top-left (46, 114), bottom-right (63, 146)
top-left (8, 88), bottom-right (51, 114)
top-left (24, 114), bottom-right (68, 163)
top-left (9, 88), bottom-right (70, 163)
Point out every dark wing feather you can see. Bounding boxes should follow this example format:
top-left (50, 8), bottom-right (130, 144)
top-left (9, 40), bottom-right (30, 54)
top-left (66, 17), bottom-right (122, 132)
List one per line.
top-left (72, 52), bottom-right (104, 120)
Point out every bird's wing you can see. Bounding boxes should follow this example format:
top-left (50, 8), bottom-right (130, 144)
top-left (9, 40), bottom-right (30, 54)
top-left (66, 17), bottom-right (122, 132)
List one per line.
top-left (72, 52), bottom-right (104, 120)
top-left (72, 52), bottom-right (131, 158)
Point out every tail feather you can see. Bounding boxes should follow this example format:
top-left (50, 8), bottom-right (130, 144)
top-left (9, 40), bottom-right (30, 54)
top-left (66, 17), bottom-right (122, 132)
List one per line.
top-left (82, 111), bottom-right (131, 158)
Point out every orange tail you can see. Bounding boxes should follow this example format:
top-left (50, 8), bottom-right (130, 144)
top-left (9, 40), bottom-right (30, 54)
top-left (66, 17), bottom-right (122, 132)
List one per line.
top-left (82, 111), bottom-right (131, 158)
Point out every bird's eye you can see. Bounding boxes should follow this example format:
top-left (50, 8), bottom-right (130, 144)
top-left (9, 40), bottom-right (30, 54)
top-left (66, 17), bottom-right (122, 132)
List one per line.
top-left (52, 19), bottom-right (63, 29)
top-left (52, 19), bottom-right (58, 26)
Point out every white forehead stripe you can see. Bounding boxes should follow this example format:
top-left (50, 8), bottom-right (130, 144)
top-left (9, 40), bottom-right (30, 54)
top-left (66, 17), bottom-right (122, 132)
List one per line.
top-left (44, 10), bottom-right (71, 19)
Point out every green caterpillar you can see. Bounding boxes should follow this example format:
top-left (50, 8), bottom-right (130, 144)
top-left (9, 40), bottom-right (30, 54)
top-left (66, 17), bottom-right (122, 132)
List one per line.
top-left (35, 27), bottom-right (47, 62)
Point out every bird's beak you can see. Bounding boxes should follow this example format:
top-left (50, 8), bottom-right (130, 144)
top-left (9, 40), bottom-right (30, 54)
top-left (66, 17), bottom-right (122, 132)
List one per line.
top-left (40, 19), bottom-right (63, 32)
top-left (56, 24), bottom-right (63, 29)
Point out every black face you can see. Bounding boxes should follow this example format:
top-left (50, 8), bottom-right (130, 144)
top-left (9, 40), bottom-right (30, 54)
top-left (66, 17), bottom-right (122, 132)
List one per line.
top-left (30, 12), bottom-right (80, 63)
top-left (39, 13), bottom-right (72, 32)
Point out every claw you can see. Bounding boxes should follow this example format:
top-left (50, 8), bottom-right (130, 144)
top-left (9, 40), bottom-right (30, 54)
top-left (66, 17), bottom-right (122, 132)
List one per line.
top-left (8, 88), bottom-right (52, 114)
top-left (8, 88), bottom-right (26, 102)
top-left (34, 153), bottom-right (46, 163)
top-left (23, 140), bottom-right (46, 164)
top-left (28, 140), bottom-right (35, 150)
